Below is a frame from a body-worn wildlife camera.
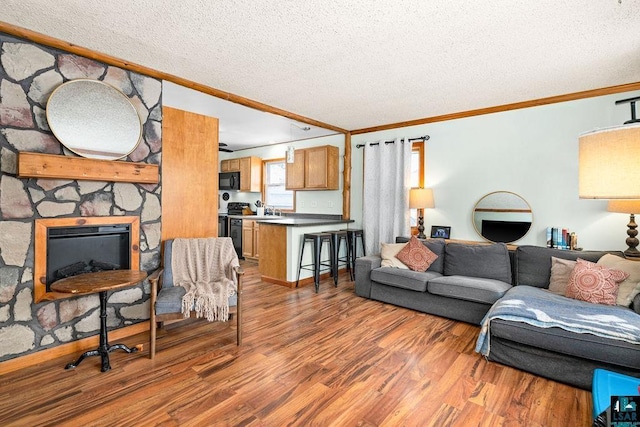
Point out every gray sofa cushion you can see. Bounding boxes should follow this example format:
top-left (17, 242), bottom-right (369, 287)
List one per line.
top-left (370, 267), bottom-right (442, 292)
top-left (428, 275), bottom-right (511, 304)
top-left (156, 286), bottom-right (238, 315)
top-left (396, 237), bottom-right (446, 274)
top-left (156, 286), bottom-right (186, 314)
top-left (444, 242), bottom-right (511, 283)
top-left (162, 239), bottom-right (175, 289)
top-left (490, 317), bottom-right (640, 370)
top-left (515, 245), bottom-right (624, 288)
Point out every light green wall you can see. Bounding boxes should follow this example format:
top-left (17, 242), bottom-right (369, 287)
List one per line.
top-left (351, 89), bottom-right (640, 251)
top-left (162, 76), bottom-right (640, 251)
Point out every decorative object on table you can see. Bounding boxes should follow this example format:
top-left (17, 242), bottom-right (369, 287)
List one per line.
top-left (607, 200), bottom-right (640, 258)
top-left (578, 96), bottom-right (640, 199)
top-left (409, 187), bottom-right (435, 239)
top-left (430, 225), bottom-right (451, 239)
top-left (255, 200), bottom-right (265, 216)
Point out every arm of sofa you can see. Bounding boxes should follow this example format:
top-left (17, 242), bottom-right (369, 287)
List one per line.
top-left (633, 293), bottom-right (640, 315)
top-left (354, 255), bottom-right (382, 298)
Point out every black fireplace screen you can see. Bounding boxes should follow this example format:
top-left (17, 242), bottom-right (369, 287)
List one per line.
top-left (46, 224), bottom-right (131, 291)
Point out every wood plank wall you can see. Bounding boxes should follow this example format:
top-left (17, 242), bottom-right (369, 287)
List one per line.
top-left (161, 106), bottom-right (219, 240)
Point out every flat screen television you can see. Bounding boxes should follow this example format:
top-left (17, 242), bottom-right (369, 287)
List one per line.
top-left (481, 220), bottom-right (531, 243)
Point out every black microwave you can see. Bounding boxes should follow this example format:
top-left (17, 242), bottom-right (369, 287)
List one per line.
top-left (219, 172), bottom-right (240, 191)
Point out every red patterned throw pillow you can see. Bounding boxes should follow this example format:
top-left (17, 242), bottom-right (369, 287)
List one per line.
top-left (565, 258), bottom-right (629, 305)
top-left (395, 236), bottom-right (438, 271)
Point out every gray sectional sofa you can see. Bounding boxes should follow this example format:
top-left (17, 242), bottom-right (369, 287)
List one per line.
top-left (354, 237), bottom-right (640, 389)
top-left (355, 237), bottom-right (513, 324)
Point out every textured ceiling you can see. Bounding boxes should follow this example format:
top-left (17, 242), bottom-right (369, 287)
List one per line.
top-left (3, 0), bottom-right (640, 133)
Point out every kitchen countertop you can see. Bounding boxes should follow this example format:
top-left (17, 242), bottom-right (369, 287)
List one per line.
top-left (224, 213), bottom-right (354, 227)
top-left (226, 214), bottom-right (283, 220)
top-left (255, 218), bottom-right (354, 227)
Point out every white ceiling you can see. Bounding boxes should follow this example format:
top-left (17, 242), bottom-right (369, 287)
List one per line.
top-left (162, 81), bottom-right (339, 152)
top-left (3, 1), bottom-right (640, 150)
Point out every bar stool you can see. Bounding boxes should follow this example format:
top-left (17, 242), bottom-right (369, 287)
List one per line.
top-left (327, 230), bottom-right (351, 285)
top-left (341, 229), bottom-right (365, 280)
top-left (296, 232), bottom-right (334, 293)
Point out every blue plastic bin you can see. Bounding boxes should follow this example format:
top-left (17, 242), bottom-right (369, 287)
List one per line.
top-left (592, 369), bottom-right (640, 418)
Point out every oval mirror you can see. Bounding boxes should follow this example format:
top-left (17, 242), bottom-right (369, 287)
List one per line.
top-left (473, 191), bottom-right (533, 243)
top-left (46, 79), bottom-right (142, 160)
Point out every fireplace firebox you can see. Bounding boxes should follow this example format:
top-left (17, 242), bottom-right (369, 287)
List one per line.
top-left (46, 224), bottom-right (132, 292)
top-left (35, 216), bottom-right (140, 302)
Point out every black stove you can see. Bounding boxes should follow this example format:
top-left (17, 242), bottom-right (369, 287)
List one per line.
top-left (227, 202), bottom-right (250, 215)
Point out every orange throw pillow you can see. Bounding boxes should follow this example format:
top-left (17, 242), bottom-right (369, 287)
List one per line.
top-left (565, 259), bottom-right (629, 305)
top-left (395, 236), bottom-right (438, 271)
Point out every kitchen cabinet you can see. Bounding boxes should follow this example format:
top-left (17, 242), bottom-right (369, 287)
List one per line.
top-left (220, 156), bottom-right (262, 192)
top-left (285, 149), bottom-right (305, 190)
top-left (242, 219), bottom-right (259, 259)
top-left (239, 157), bottom-right (262, 192)
top-left (220, 158), bottom-right (239, 172)
top-left (285, 145), bottom-right (339, 190)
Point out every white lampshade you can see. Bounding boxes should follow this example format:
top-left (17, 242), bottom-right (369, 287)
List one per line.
top-left (579, 124), bottom-right (640, 199)
top-left (409, 188), bottom-right (435, 209)
top-left (607, 200), bottom-right (640, 214)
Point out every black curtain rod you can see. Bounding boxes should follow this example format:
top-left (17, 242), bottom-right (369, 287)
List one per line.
top-left (355, 135), bottom-right (430, 149)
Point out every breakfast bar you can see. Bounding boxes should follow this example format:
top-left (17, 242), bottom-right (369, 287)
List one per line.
top-left (257, 216), bottom-right (355, 287)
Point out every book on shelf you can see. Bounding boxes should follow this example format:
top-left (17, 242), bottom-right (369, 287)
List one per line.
top-left (546, 227), bottom-right (576, 250)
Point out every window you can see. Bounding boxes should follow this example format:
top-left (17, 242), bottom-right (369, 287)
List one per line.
top-left (264, 159), bottom-right (294, 210)
top-left (410, 142), bottom-right (425, 228)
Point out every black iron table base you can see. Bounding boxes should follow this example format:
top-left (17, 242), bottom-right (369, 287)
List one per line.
top-left (65, 291), bottom-right (137, 372)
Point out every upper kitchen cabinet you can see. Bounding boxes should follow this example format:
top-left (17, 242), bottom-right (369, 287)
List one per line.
top-left (285, 149), bottom-right (305, 190)
top-left (221, 156), bottom-right (262, 192)
top-left (221, 158), bottom-right (239, 172)
top-left (286, 145), bottom-right (339, 190)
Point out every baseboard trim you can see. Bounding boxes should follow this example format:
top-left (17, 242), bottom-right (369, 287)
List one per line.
top-left (261, 268), bottom-right (350, 288)
top-left (0, 321), bottom-right (149, 375)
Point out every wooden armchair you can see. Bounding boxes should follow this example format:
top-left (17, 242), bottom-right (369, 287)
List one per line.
top-left (148, 238), bottom-right (243, 358)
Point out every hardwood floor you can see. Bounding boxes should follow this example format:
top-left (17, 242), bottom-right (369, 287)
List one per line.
top-left (0, 261), bottom-right (593, 426)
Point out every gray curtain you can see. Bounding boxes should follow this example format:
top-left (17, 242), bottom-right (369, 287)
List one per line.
top-left (362, 138), bottom-right (411, 255)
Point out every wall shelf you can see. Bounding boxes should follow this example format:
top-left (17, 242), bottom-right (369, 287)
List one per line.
top-left (17, 152), bottom-right (159, 184)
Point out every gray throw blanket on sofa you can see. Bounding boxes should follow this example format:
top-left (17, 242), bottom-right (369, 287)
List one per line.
top-left (172, 237), bottom-right (239, 322)
top-left (475, 285), bottom-right (640, 356)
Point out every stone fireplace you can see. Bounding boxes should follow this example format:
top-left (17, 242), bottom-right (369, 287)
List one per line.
top-left (0, 32), bottom-right (162, 362)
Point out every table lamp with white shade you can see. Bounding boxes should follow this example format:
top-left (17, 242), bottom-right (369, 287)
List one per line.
top-left (579, 107), bottom-right (640, 257)
top-left (607, 200), bottom-right (640, 258)
top-left (409, 188), bottom-right (435, 239)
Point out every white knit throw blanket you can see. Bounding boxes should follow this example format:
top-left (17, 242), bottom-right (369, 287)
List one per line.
top-left (171, 237), bottom-right (239, 322)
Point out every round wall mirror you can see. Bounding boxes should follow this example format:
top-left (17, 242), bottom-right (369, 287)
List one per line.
top-left (473, 191), bottom-right (533, 243)
top-left (46, 79), bottom-right (142, 160)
